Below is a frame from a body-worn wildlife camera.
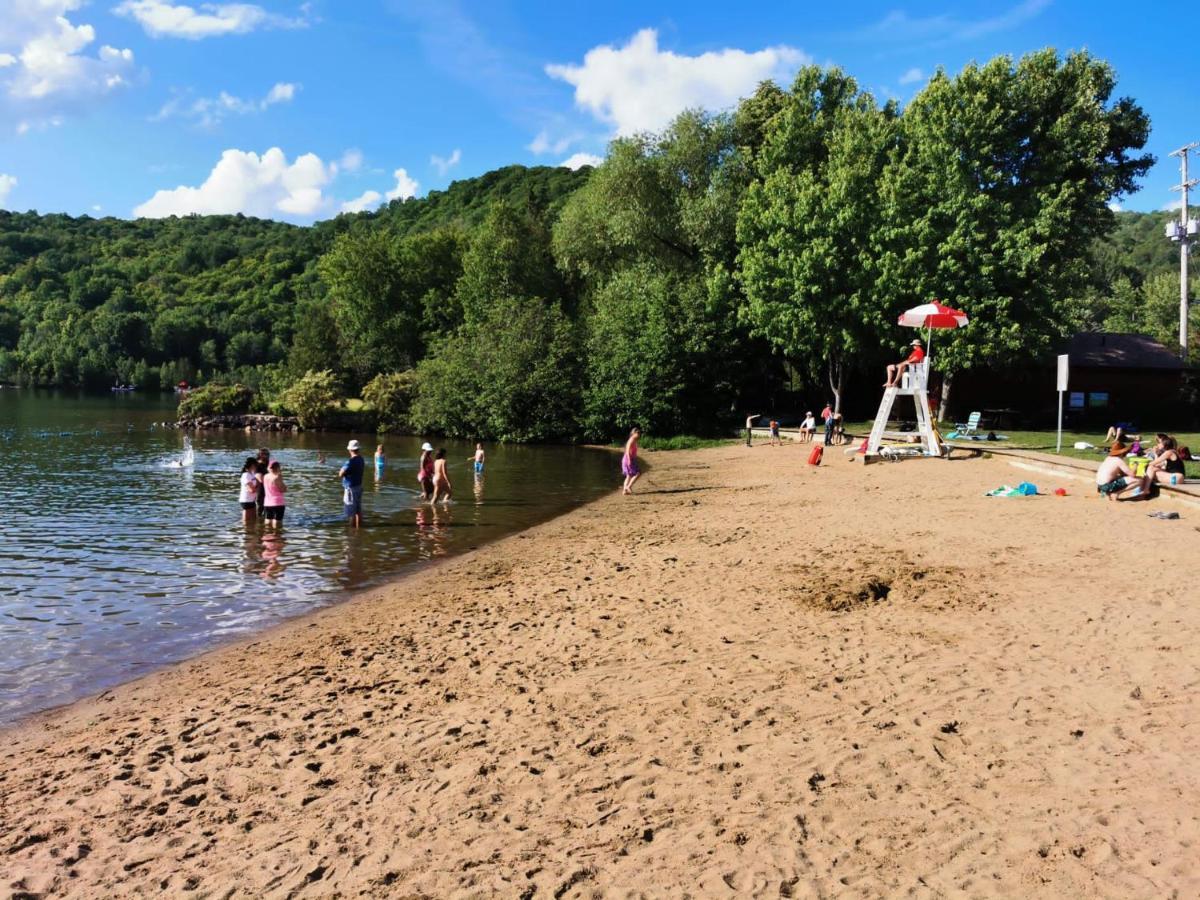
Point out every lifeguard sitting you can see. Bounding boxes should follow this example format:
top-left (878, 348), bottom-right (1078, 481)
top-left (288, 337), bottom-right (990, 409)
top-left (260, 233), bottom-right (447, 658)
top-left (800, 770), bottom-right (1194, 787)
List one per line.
top-left (884, 339), bottom-right (925, 388)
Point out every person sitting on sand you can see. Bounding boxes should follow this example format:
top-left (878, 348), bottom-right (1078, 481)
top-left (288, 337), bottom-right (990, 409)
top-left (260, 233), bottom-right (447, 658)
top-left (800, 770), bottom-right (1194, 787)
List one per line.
top-left (1095, 443), bottom-right (1146, 501)
top-left (799, 412), bottom-right (815, 443)
top-left (1145, 435), bottom-right (1187, 487)
top-left (431, 449), bottom-right (452, 505)
top-left (622, 427), bottom-right (641, 495)
top-left (884, 339), bottom-right (925, 388)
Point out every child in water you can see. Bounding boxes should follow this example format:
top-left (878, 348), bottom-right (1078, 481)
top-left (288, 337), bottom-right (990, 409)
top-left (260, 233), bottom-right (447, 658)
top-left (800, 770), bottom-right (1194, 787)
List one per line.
top-left (262, 460), bottom-right (286, 528)
top-left (238, 457), bottom-right (259, 525)
top-left (468, 442), bottom-right (485, 474)
top-left (417, 442), bottom-right (435, 501)
top-left (432, 449), bottom-right (452, 504)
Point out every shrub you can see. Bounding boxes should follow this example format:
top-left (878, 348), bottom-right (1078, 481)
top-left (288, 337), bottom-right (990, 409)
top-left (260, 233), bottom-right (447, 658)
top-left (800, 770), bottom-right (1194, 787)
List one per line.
top-left (362, 370), bottom-right (419, 433)
top-left (278, 369), bottom-right (342, 428)
top-left (177, 382), bottom-right (254, 418)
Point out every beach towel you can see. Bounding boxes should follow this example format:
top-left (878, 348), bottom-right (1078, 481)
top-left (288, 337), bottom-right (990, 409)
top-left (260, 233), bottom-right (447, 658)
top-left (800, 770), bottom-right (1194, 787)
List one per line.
top-left (985, 482), bottom-right (1039, 497)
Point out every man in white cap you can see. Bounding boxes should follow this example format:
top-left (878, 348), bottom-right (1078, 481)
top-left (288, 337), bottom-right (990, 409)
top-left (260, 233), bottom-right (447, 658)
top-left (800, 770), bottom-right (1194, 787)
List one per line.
top-left (884, 338), bottom-right (925, 388)
top-left (340, 440), bottom-right (366, 527)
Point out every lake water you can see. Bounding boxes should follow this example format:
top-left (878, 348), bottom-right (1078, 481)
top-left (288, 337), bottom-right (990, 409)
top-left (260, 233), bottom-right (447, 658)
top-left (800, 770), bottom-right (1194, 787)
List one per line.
top-left (0, 390), bottom-right (618, 724)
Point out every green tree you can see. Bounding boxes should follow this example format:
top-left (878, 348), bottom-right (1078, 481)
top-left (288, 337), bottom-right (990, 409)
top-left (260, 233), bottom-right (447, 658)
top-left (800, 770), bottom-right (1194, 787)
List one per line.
top-left (737, 67), bottom-right (896, 412)
top-left (279, 369), bottom-right (342, 428)
top-left (362, 370), bottom-right (420, 433)
top-left (877, 50), bottom-right (1152, 416)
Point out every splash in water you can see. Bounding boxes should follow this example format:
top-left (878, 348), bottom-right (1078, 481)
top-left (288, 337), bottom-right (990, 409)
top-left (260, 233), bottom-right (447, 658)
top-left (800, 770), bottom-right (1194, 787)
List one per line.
top-left (165, 436), bottom-right (195, 469)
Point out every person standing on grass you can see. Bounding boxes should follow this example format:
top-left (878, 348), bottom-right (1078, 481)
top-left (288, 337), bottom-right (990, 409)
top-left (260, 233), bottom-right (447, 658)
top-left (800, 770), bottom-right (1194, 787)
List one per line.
top-left (340, 440), bottom-right (365, 527)
top-left (432, 449), bottom-right (453, 505)
top-left (745, 413), bottom-right (760, 447)
top-left (262, 461), bottom-right (286, 529)
top-left (821, 402), bottom-right (835, 446)
top-left (238, 457), bottom-right (260, 526)
top-left (622, 427), bottom-right (641, 495)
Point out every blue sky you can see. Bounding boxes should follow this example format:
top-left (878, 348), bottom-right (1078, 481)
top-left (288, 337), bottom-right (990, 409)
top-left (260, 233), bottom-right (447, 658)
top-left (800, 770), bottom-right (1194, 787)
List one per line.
top-left (0, 0), bottom-right (1193, 221)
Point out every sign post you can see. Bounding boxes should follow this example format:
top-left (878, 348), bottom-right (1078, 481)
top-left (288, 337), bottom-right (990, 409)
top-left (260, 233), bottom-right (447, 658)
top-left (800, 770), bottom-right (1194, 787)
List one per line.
top-left (1056, 354), bottom-right (1069, 454)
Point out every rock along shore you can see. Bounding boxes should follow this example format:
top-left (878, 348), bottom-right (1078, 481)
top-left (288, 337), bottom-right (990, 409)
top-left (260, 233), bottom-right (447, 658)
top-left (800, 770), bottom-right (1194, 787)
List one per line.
top-left (176, 413), bottom-right (301, 432)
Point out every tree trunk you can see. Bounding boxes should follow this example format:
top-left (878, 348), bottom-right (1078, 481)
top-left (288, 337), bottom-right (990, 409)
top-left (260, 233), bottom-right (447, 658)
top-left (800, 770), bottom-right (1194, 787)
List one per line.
top-left (937, 370), bottom-right (954, 422)
top-left (827, 356), bottom-right (844, 415)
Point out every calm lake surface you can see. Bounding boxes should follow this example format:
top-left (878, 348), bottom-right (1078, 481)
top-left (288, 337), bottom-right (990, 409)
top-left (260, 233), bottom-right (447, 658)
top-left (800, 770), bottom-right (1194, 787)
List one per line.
top-left (0, 390), bottom-right (618, 724)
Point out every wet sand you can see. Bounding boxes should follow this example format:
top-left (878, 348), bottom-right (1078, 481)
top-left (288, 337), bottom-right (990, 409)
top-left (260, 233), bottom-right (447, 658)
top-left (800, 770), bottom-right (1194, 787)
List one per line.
top-left (3, 443), bottom-right (1198, 897)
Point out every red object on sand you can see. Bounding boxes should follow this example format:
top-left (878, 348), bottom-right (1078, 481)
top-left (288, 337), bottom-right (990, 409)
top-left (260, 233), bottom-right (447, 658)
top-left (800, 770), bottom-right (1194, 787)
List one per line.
top-left (1054, 488), bottom-right (1067, 496)
top-left (808, 445), bottom-right (823, 466)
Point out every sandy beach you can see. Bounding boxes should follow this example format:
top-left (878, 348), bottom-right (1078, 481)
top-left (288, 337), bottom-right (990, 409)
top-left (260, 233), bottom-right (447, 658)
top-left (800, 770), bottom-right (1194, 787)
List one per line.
top-left (3, 443), bottom-right (1198, 898)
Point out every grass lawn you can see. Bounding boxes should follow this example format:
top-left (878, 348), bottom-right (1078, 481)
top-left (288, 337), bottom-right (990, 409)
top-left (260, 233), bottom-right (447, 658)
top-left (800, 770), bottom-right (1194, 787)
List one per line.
top-left (839, 420), bottom-right (1200, 479)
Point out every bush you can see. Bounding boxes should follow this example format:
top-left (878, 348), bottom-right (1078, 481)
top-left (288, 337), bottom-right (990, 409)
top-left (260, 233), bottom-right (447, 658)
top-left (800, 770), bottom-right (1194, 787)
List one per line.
top-left (362, 370), bottom-right (419, 433)
top-left (278, 369), bottom-right (342, 428)
top-left (177, 382), bottom-right (255, 418)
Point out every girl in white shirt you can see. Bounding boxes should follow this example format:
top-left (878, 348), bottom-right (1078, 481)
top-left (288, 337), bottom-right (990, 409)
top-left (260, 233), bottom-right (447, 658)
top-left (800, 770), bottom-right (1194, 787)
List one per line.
top-left (239, 456), bottom-right (260, 525)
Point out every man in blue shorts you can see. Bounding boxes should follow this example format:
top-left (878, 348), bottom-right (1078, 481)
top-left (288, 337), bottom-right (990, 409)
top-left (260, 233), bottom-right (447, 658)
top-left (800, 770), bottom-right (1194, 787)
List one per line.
top-left (340, 440), bottom-right (366, 527)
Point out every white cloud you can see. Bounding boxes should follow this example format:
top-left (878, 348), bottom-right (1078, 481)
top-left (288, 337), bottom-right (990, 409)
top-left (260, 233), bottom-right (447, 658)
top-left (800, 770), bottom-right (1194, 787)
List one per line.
top-left (559, 152), bottom-right (603, 170)
top-left (546, 29), bottom-right (809, 136)
top-left (0, 1), bottom-right (134, 103)
top-left (528, 129), bottom-right (576, 155)
top-left (337, 148), bottom-right (363, 173)
top-left (153, 81), bottom-right (298, 127)
top-left (340, 190), bottom-right (381, 214)
top-left (0, 174), bottom-right (17, 206)
top-left (861, 0), bottom-right (1050, 47)
top-left (1163, 199), bottom-right (1183, 212)
top-left (385, 168), bottom-right (419, 202)
top-left (898, 67), bottom-right (924, 85)
top-left (134, 147), bottom-right (336, 220)
top-left (113, 0), bottom-right (308, 39)
top-left (91, 203), bottom-right (102, 211)
top-left (1108, 201), bottom-right (1122, 212)
top-left (430, 148), bottom-right (461, 176)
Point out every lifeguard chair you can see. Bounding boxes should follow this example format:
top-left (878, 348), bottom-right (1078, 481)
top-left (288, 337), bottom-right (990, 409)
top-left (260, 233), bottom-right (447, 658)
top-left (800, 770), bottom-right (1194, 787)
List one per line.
top-left (864, 358), bottom-right (941, 460)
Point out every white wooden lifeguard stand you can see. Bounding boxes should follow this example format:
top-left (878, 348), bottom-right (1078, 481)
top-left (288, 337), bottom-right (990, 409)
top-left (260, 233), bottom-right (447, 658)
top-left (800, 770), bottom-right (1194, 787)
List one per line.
top-left (864, 358), bottom-right (941, 460)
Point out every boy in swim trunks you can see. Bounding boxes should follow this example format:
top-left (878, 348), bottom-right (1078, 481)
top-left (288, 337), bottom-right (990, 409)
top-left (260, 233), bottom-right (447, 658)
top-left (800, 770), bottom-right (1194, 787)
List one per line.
top-left (468, 443), bottom-right (485, 474)
top-left (1095, 443), bottom-right (1145, 501)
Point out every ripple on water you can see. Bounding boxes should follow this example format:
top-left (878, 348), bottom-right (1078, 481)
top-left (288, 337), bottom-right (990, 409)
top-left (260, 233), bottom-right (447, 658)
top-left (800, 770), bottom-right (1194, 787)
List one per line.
top-left (0, 391), bottom-right (618, 723)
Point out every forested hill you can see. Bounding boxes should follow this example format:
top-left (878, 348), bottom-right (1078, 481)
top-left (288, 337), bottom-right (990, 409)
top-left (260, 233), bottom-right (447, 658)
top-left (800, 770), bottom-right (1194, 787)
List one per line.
top-left (0, 165), bottom-right (590, 390)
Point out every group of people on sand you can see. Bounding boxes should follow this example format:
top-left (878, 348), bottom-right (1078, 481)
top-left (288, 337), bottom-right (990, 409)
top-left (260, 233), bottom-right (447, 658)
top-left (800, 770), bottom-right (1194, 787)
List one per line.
top-left (1096, 433), bottom-right (1190, 501)
top-left (746, 406), bottom-right (845, 447)
top-left (237, 439), bottom-right (488, 528)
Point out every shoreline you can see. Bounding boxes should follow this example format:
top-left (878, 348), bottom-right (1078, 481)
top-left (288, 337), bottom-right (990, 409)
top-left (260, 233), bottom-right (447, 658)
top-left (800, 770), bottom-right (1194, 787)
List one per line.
top-left (3, 444), bottom-right (1198, 897)
top-left (1, 445), bottom-right (625, 732)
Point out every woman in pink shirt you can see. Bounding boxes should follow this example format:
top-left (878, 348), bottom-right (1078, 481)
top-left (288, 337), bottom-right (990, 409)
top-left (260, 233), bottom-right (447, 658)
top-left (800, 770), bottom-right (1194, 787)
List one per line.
top-left (262, 461), bottom-right (286, 528)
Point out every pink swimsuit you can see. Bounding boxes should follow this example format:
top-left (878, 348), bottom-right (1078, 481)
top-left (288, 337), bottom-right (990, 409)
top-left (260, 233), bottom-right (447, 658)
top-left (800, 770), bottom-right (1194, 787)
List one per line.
top-left (264, 477), bottom-right (285, 507)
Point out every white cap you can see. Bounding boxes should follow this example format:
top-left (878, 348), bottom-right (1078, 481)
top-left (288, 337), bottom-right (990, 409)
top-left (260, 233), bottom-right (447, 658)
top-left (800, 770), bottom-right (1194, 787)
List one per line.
top-left (347, 440), bottom-right (360, 451)
top-left (421, 442), bottom-right (433, 452)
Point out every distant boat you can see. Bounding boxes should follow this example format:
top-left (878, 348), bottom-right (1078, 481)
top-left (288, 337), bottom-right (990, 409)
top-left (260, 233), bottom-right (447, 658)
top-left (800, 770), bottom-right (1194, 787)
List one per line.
top-left (110, 385), bottom-right (136, 393)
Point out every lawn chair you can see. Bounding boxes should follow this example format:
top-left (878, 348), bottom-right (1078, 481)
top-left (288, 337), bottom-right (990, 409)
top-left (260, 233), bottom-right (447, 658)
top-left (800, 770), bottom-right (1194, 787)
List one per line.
top-left (956, 411), bottom-right (982, 435)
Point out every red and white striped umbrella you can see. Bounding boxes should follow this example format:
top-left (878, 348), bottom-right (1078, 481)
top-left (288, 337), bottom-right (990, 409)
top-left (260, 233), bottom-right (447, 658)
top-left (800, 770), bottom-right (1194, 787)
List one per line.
top-left (897, 300), bottom-right (968, 358)
top-left (897, 301), bottom-right (969, 330)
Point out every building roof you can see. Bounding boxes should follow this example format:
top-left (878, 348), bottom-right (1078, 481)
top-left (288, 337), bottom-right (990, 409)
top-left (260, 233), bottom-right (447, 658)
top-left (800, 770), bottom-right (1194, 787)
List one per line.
top-left (1065, 332), bottom-right (1184, 370)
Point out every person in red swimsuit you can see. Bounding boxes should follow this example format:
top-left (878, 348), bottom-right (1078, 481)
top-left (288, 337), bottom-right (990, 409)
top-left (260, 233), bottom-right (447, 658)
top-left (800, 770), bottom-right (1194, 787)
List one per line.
top-left (885, 339), bottom-right (925, 387)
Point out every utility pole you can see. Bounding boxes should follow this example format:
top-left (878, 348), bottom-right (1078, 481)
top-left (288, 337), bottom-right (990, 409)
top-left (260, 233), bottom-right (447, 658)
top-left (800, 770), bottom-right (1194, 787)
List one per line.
top-left (1167, 143), bottom-right (1199, 361)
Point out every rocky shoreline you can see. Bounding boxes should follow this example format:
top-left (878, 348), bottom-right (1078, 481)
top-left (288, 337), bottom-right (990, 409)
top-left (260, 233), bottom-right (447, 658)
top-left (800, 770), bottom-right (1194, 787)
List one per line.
top-left (175, 413), bottom-right (301, 432)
